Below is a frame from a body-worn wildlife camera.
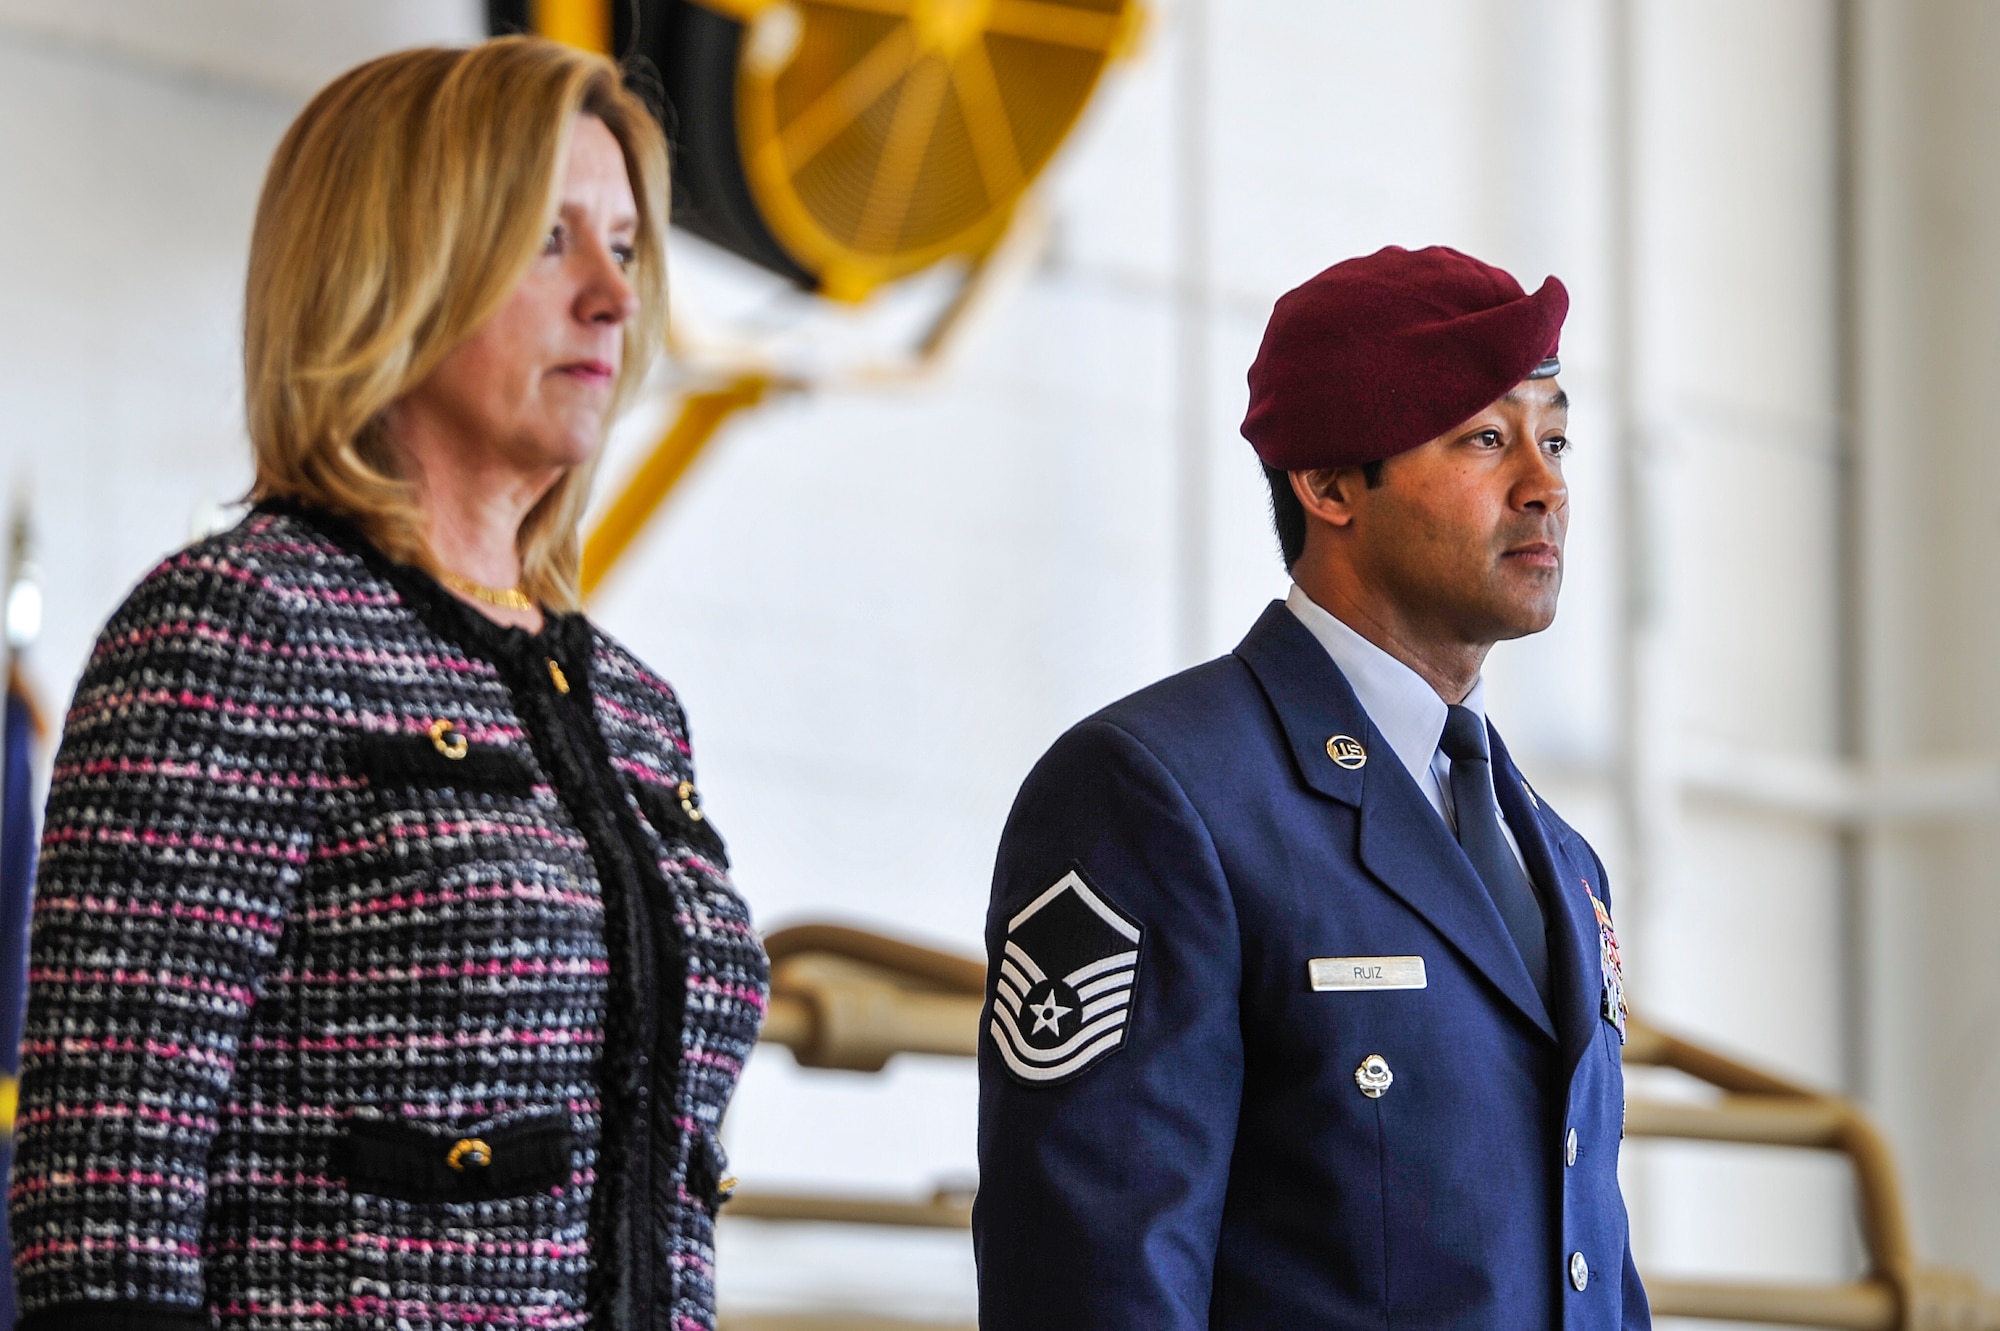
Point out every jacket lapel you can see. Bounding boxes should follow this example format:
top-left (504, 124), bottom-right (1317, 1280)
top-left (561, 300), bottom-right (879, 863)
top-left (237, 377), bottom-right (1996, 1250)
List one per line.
top-left (1235, 603), bottom-right (1556, 1043)
top-left (1488, 727), bottom-right (1599, 1072)
top-left (1233, 602), bottom-right (1369, 809)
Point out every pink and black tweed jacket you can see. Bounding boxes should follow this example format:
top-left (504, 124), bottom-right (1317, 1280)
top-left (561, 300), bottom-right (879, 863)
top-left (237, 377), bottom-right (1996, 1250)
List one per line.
top-left (9, 503), bottom-right (768, 1331)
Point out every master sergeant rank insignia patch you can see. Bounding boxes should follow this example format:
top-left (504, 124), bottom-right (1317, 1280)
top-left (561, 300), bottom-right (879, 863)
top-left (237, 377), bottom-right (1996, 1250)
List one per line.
top-left (990, 867), bottom-right (1143, 1085)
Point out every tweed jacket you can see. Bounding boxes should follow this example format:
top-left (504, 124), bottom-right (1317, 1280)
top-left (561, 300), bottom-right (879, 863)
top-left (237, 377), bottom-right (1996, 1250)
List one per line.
top-left (8, 503), bottom-right (769, 1331)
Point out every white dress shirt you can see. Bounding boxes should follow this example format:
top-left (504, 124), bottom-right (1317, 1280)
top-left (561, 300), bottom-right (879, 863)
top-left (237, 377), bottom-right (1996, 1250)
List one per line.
top-left (1285, 584), bottom-right (1530, 874)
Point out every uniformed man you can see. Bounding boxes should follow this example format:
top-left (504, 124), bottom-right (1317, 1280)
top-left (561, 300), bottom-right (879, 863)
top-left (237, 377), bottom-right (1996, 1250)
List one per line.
top-left (974, 245), bottom-right (1645, 1329)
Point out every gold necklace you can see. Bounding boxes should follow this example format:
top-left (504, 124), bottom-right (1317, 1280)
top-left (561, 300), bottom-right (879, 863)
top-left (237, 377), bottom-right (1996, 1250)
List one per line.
top-left (440, 570), bottom-right (534, 612)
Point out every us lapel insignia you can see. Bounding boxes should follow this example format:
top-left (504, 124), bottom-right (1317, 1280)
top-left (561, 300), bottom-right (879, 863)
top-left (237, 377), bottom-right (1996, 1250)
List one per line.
top-left (990, 867), bottom-right (1143, 1085)
top-left (1585, 879), bottom-right (1627, 1043)
top-left (1325, 735), bottom-right (1367, 769)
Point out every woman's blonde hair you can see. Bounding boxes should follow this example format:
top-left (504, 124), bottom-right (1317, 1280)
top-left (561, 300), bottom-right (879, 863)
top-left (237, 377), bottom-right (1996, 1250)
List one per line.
top-left (244, 37), bottom-right (669, 610)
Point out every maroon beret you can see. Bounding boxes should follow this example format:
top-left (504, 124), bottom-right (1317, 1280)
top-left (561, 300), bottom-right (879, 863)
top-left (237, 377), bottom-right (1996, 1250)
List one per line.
top-left (1241, 245), bottom-right (1569, 471)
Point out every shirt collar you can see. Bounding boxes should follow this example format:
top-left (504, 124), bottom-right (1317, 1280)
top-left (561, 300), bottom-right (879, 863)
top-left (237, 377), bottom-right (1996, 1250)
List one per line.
top-left (1284, 584), bottom-right (1487, 789)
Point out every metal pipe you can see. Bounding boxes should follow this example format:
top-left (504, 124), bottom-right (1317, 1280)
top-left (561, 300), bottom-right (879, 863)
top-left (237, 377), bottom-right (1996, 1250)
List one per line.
top-left (1645, 1277), bottom-right (1896, 1330)
top-left (580, 375), bottom-right (772, 598)
top-left (745, 947), bottom-right (2000, 1328)
top-left (1623, 1017), bottom-right (1916, 1283)
top-left (1624, 1096), bottom-right (1846, 1149)
top-left (727, 1188), bottom-right (973, 1229)
top-left (1171, 0), bottom-right (1211, 665)
top-left (758, 926), bottom-right (985, 1071)
top-left (759, 992), bottom-right (814, 1053)
top-left (1623, 1017), bottom-right (1818, 1098)
top-left (719, 1316), bottom-right (974, 1331)
top-left (1832, 0), bottom-right (1869, 1107)
top-left (764, 924), bottom-right (986, 995)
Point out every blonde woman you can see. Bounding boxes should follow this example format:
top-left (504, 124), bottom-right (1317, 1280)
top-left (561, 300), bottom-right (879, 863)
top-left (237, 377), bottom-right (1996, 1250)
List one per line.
top-left (8, 39), bottom-right (766, 1331)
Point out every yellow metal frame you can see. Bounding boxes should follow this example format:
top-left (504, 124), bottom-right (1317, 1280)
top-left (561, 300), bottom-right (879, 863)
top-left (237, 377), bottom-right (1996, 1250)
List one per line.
top-left (721, 0), bottom-right (1142, 301)
top-left (581, 196), bottom-right (1052, 600)
top-left (530, 0), bottom-right (612, 52)
top-left (737, 927), bottom-right (2000, 1331)
top-left (580, 376), bottom-right (775, 598)
top-left (529, 0), bottom-right (1131, 594)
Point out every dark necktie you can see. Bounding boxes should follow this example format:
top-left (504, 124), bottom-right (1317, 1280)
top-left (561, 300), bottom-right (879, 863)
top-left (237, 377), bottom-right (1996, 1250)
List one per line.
top-left (1439, 705), bottom-right (1551, 1009)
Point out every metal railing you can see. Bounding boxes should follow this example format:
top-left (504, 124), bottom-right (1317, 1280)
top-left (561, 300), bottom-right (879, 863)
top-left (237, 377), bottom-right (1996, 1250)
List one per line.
top-left (1621, 1021), bottom-right (2000, 1329)
top-left (729, 925), bottom-right (2000, 1330)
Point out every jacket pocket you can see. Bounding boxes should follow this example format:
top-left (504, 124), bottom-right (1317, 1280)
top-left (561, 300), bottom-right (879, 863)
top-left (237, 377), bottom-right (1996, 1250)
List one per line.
top-left (634, 779), bottom-right (730, 868)
top-left (331, 1110), bottom-right (574, 1203)
top-left (685, 1122), bottom-right (735, 1215)
top-left (348, 728), bottom-right (535, 796)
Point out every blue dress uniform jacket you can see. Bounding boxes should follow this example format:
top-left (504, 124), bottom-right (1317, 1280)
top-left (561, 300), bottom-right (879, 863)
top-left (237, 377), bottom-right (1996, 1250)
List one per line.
top-left (974, 602), bottom-right (1647, 1330)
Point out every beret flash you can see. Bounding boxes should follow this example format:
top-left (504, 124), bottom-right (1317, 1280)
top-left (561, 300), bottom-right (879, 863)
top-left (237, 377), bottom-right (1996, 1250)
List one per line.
top-left (1241, 245), bottom-right (1569, 471)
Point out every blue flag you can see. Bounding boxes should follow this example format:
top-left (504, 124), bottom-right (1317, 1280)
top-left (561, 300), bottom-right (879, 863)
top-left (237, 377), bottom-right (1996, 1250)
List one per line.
top-left (0, 661), bottom-right (42, 1327)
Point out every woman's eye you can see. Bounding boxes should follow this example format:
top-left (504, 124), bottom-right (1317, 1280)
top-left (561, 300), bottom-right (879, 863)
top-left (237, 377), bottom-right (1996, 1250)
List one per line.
top-left (612, 244), bottom-right (636, 270)
top-left (543, 224), bottom-right (566, 255)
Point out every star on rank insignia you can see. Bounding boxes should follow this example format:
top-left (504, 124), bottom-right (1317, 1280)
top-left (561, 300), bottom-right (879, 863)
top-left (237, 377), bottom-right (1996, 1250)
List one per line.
top-left (990, 866), bottom-right (1143, 1086)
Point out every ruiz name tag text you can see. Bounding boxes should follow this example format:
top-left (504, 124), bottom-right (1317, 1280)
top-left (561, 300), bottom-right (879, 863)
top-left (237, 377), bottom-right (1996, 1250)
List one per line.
top-left (1309, 956), bottom-right (1428, 992)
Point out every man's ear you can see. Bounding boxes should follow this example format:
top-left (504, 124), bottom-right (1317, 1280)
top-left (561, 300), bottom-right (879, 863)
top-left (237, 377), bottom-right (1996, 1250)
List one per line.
top-left (1289, 467), bottom-right (1369, 529)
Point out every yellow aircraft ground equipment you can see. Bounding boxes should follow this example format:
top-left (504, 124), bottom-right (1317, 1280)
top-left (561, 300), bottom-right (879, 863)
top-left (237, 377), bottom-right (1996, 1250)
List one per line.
top-left (493, 0), bottom-right (1138, 300)
top-left (488, 0), bottom-right (1144, 595)
top-left (743, 925), bottom-right (2000, 1331)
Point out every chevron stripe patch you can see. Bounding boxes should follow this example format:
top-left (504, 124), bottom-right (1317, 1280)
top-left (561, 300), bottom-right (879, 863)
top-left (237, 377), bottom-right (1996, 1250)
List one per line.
top-left (990, 867), bottom-right (1143, 1086)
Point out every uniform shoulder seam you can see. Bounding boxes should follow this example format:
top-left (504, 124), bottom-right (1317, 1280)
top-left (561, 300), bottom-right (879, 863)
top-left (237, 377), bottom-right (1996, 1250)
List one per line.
top-left (1075, 716), bottom-right (1235, 906)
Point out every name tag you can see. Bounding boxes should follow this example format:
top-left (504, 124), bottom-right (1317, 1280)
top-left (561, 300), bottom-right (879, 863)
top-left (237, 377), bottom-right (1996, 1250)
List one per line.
top-left (1309, 956), bottom-right (1428, 991)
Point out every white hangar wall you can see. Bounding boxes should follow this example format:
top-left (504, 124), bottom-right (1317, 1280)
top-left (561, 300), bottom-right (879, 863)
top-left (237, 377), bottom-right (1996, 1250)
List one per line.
top-left (1618, 0), bottom-right (1852, 1293)
top-left (0, 0), bottom-right (1995, 1321)
top-left (1850, 0), bottom-right (2000, 1278)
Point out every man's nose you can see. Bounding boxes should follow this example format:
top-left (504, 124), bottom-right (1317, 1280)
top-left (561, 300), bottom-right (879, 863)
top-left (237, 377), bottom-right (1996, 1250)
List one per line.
top-left (1512, 442), bottom-right (1567, 513)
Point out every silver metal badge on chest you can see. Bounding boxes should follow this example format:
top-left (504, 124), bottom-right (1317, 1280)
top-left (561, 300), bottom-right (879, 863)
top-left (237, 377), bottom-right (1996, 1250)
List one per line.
top-left (1354, 1053), bottom-right (1394, 1098)
top-left (1309, 956), bottom-right (1427, 991)
top-left (990, 868), bottom-right (1143, 1086)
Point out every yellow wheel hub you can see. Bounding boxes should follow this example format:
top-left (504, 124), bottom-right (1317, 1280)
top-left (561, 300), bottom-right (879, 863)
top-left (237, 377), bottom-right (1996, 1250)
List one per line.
top-left (725, 0), bottom-right (1140, 299)
top-left (910, 0), bottom-right (995, 56)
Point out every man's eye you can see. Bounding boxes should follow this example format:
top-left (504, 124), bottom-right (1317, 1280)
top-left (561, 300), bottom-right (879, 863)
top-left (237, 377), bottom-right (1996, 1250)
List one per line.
top-left (1476, 429), bottom-right (1504, 448)
top-left (1545, 435), bottom-right (1571, 457)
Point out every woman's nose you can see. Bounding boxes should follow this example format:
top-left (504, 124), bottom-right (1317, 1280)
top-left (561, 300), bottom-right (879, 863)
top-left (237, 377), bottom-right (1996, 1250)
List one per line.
top-left (579, 243), bottom-right (638, 326)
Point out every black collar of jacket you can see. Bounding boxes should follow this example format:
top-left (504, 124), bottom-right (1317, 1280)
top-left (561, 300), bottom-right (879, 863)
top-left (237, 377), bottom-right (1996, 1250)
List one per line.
top-left (250, 496), bottom-right (597, 688)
